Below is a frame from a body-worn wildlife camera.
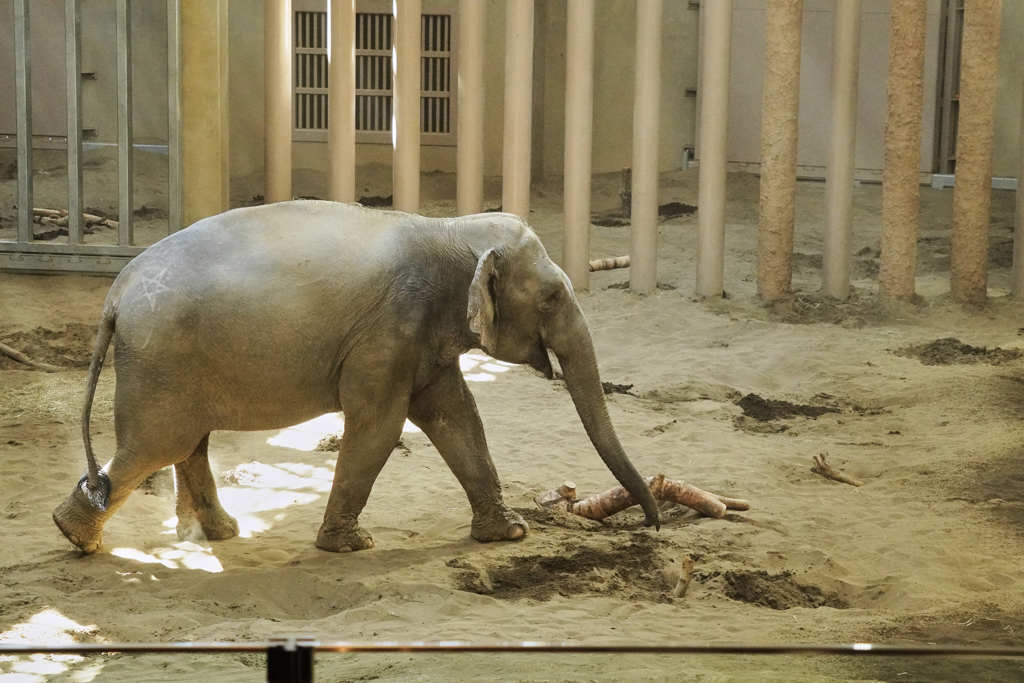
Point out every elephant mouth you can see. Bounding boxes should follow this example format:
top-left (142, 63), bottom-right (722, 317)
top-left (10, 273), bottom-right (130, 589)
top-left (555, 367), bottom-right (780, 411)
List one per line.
top-left (527, 341), bottom-right (554, 379)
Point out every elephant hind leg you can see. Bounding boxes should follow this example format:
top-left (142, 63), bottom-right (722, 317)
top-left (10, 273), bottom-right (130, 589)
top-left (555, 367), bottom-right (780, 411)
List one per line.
top-left (174, 434), bottom-right (239, 543)
top-left (53, 424), bottom-right (206, 553)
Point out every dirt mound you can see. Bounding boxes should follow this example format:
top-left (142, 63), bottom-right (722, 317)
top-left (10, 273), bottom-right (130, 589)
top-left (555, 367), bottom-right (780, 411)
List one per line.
top-left (448, 534), bottom-right (673, 601)
top-left (736, 394), bottom-right (839, 421)
top-left (765, 292), bottom-right (883, 327)
top-left (894, 338), bottom-right (1022, 366)
top-left (0, 323), bottom-right (97, 370)
top-left (718, 570), bottom-right (849, 610)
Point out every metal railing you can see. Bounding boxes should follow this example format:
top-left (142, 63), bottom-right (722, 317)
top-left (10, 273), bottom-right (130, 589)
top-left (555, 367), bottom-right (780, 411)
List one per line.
top-left (0, 0), bottom-right (182, 274)
top-left (1, 639), bottom-right (1023, 683)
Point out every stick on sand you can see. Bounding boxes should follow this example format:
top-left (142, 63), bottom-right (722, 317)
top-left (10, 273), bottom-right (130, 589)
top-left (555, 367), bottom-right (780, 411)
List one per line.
top-left (0, 341), bottom-right (62, 373)
top-left (811, 453), bottom-right (863, 487)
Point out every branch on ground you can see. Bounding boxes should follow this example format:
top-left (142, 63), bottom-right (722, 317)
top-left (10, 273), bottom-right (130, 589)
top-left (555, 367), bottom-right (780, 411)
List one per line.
top-left (811, 453), bottom-right (863, 487)
top-left (0, 341), bottom-right (61, 372)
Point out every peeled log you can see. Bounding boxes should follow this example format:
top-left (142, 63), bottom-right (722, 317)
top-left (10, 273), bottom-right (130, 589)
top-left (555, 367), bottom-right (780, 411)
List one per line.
top-left (589, 255), bottom-right (630, 272)
top-left (556, 474), bottom-right (749, 520)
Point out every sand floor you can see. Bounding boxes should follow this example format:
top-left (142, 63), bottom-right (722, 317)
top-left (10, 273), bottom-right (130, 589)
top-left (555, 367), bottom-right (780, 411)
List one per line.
top-left (1, 168), bottom-right (1023, 681)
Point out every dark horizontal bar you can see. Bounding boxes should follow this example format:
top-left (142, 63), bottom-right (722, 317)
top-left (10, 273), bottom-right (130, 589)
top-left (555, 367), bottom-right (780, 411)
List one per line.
top-left (1, 641), bottom-right (1023, 658)
top-left (0, 241), bottom-right (145, 257)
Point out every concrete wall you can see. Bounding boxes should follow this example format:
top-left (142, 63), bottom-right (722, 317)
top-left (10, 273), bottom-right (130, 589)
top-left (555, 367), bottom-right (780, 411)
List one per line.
top-left (0, 0), bottom-right (169, 143)
top-left (226, 0), bottom-right (697, 199)
top-left (532, 0), bottom-right (697, 180)
top-left (721, 0), bottom-right (942, 177)
top-left (1, 0), bottom-right (1019, 185)
top-left (993, 0), bottom-right (1024, 178)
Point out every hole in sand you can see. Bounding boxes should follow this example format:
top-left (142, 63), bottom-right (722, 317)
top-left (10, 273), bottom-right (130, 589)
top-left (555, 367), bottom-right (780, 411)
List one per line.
top-left (448, 534), bottom-right (675, 602)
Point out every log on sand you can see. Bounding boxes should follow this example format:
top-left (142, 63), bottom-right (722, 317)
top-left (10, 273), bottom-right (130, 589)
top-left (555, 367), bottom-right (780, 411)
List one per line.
top-left (535, 474), bottom-right (749, 520)
top-left (0, 341), bottom-right (61, 372)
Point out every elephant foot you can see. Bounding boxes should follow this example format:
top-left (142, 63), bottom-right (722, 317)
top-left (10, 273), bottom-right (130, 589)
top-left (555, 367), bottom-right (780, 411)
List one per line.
top-left (316, 518), bottom-right (375, 553)
top-left (471, 505), bottom-right (528, 543)
top-left (52, 485), bottom-right (105, 554)
top-left (176, 508), bottom-right (239, 543)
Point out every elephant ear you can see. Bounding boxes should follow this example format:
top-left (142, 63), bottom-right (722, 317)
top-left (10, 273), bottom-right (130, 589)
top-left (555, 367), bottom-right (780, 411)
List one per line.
top-left (467, 248), bottom-right (499, 352)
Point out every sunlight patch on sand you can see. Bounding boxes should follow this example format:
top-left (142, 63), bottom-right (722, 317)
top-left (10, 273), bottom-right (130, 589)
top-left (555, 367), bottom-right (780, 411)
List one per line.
top-left (111, 541), bottom-right (224, 573)
top-left (265, 412), bottom-right (421, 452)
top-left (160, 461), bottom-right (334, 538)
top-left (460, 352), bottom-right (515, 383)
top-left (263, 354), bottom-right (513, 451)
top-left (0, 608), bottom-right (101, 681)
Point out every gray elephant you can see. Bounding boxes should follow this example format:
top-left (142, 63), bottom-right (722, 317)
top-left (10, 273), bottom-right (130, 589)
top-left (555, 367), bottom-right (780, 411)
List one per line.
top-left (53, 201), bottom-right (659, 554)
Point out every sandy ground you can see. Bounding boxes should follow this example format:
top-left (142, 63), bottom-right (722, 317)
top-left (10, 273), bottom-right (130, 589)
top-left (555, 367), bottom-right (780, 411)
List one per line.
top-left (1, 167), bottom-right (1024, 682)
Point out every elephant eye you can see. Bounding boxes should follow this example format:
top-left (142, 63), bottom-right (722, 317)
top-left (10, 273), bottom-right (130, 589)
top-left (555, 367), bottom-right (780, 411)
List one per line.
top-left (539, 287), bottom-right (562, 313)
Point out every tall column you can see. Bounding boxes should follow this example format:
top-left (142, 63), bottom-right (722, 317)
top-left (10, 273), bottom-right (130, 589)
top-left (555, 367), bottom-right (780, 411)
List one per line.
top-left (696, 0), bottom-right (732, 298)
top-left (14, 0), bottom-right (32, 242)
top-left (328, 0), bottom-right (356, 203)
top-left (502, 0), bottom-right (534, 219)
top-left (182, 0), bottom-right (230, 225)
top-left (879, 0), bottom-right (927, 302)
top-left (562, 0), bottom-right (595, 290)
top-left (264, 0), bottom-right (292, 204)
top-left (1013, 85), bottom-right (1024, 297)
top-left (756, 0), bottom-right (803, 301)
top-left (629, 0), bottom-right (663, 293)
top-left (822, 0), bottom-right (861, 300)
top-left (457, 0), bottom-right (486, 215)
top-left (393, 0), bottom-right (421, 212)
top-left (950, 0), bottom-right (1002, 303)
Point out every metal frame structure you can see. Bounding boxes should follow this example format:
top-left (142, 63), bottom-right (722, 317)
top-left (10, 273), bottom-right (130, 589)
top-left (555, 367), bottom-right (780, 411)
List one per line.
top-left (0, 0), bottom-right (183, 275)
top-left (0, 638), bottom-right (1022, 683)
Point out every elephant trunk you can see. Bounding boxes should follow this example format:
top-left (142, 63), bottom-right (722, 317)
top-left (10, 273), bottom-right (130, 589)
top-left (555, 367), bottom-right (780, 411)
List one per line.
top-left (547, 305), bottom-right (660, 529)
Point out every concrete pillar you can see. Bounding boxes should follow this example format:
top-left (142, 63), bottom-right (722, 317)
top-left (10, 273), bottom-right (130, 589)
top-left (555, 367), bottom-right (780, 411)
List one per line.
top-left (756, 0), bottom-right (803, 302)
top-left (879, 0), bottom-right (927, 302)
top-left (629, 0), bottom-right (663, 293)
top-left (951, 0), bottom-right (1002, 303)
top-left (328, 0), bottom-right (356, 203)
top-left (696, 0), bottom-right (732, 298)
top-left (264, 0), bottom-right (292, 204)
top-left (393, 0), bottom-right (421, 212)
top-left (562, 0), bottom-right (595, 290)
top-left (457, 0), bottom-right (486, 216)
top-left (1013, 84), bottom-right (1024, 297)
top-left (822, 0), bottom-right (861, 300)
top-left (502, 0), bottom-right (534, 219)
top-left (182, 0), bottom-right (230, 225)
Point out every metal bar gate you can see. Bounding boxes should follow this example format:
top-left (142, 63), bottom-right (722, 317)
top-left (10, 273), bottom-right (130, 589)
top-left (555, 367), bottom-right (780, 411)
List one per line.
top-left (0, 0), bottom-right (182, 275)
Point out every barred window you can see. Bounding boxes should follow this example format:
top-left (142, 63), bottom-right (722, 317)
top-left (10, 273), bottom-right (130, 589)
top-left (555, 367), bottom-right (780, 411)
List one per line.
top-left (293, 7), bottom-right (455, 145)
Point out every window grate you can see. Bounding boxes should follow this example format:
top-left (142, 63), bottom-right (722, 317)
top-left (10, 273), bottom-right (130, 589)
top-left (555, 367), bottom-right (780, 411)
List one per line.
top-left (420, 14), bottom-right (451, 135)
top-left (355, 13), bottom-right (393, 133)
top-left (293, 9), bottom-right (454, 144)
top-left (295, 11), bottom-right (328, 130)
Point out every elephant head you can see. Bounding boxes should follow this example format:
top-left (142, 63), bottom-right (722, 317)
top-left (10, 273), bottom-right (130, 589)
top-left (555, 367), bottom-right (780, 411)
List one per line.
top-left (466, 223), bottom-right (660, 529)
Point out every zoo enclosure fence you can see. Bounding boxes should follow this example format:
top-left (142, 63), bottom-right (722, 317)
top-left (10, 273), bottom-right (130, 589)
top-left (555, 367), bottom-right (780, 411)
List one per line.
top-left (0, 0), bottom-right (183, 274)
top-left (2, 638), bottom-right (1024, 682)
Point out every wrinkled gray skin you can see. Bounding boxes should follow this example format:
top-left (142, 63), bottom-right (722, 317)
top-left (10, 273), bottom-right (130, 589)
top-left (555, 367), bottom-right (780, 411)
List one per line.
top-left (52, 201), bottom-right (660, 554)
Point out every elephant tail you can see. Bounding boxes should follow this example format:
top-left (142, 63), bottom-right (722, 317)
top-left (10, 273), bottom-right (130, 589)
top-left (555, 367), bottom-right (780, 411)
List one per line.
top-left (79, 307), bottom-right (114, 510)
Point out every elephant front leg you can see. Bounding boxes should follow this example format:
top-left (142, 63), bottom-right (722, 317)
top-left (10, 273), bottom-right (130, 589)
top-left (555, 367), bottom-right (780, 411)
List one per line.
top-left (408, 365), bottom-right (527, 543)
top-left (316, 369), bottom-right (411, 553)
top-left (174, 434), bottom-right (239, 542)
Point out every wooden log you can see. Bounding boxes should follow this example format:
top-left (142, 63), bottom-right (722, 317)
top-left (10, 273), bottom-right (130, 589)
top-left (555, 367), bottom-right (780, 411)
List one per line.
top-left (0, 341), bottom-right (62, 372)
top-left (538, 474), bottom-right (749, 521)
top-left (534, 480), bottom-right (577, 508)
top-left (32, 207), bottom-right (118, 230)
top-left (589, 255), bottom-right (630, 272)
top-left (33, 207), bottom-right (68, 218)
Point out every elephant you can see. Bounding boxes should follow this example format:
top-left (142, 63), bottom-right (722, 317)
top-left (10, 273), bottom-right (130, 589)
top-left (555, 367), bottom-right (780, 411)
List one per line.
top-left (52, 200), bottom-right (660, 554)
